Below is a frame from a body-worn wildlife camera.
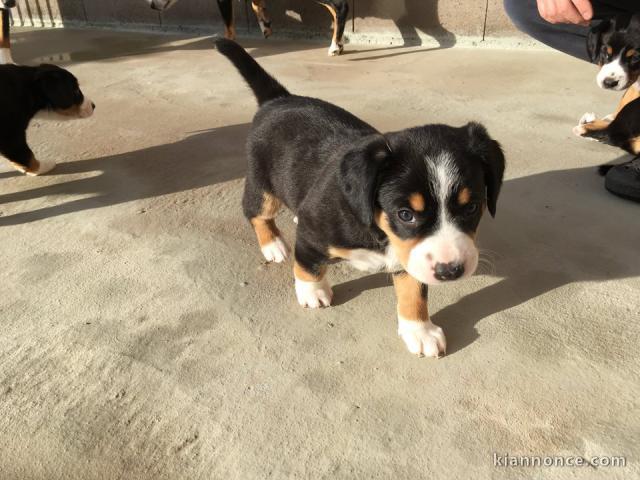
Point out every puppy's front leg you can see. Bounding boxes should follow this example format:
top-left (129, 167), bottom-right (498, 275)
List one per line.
top-left (293, 240), bottom-right (332, 308)
top-left (393, 272), bottom-right (446, 358)
top-left (1, 133), bottom-right (55, 175)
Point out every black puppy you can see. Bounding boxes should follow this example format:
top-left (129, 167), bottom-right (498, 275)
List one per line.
top-left (216, 39), bottom-right (505, 357)
top-left (574, 14), bottom-right (640, 153)
top-left (0, 64), bottom-right (95, 175)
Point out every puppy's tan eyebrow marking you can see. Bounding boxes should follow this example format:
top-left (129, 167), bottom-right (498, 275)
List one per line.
top-left (607, 46), bottom-right (613, 55)
top-left (408, 193), bottom-right (425, 212)
top-left (626, 49), bottom-right (636, 58)
top-left (457, 187), bottom-right (471, 205)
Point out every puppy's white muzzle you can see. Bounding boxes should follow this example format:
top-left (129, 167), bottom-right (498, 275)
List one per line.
top-left (597, 56), bottom-right (629, 91)
top-left (405, 225), bottom-right (479, 285)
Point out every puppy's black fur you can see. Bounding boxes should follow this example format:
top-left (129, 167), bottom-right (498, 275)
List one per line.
top-left (216, 39), bottom-right (504, 356)
top-left (588, 14), bottom-right (640, 70)
top-left (0, 64), bottom-right (94, 175)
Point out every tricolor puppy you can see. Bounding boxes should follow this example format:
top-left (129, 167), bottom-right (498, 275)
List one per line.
top-left (0, 64), bottom-right (95, 175)
top-left (574, 14), bottom-right (640, 153)
top-left (216, 40), bottom-right (505, 357)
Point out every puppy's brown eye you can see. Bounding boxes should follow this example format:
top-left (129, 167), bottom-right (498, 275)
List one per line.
top-left (397, 209), bottom-right (415, 223)
top-left (464, 203), bottom-right (478, 215)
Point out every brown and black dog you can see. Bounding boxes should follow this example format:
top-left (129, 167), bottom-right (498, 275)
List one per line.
top-left (0, 1), bottom-right (15, 64)
top-left (147, 0), bottom-right (349, 56)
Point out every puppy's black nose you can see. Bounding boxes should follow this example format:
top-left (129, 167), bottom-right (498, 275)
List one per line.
top-left (91, 102), bottom-right (96, 110)
top-left (603, 78), bottom-right (619, 89)
top-left (434, 262), bottom-right (464, 281)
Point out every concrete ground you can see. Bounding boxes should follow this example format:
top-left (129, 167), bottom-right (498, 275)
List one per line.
top-left (1, 28), bottom-right (638, 480)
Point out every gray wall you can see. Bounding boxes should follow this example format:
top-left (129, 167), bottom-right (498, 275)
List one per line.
top-left (8, 0), bottom-right (522, 42)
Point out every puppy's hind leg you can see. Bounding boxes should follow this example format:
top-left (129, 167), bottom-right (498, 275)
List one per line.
top-left (243, 183), bottom-right (289, 263)
top-left (318, 0), bottom-right (348, 56)
top-left (216, 0), bottom-right (235, 39)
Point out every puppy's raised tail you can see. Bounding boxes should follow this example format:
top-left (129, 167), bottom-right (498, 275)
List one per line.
top-left (215, 39), bottom-right (289, 106)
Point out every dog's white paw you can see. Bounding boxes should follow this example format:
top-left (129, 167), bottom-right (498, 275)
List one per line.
top-left (579, 112), bottom-right (597, 125)
top-left (261, 237), bottom-right (289, 263)
top-left (0, 47), bottom-right (15, 65)
top-left (573, 124), bottom-right (587, 136)
top-left (398, 318), bottom-right (446, 358)
top-left (327, 41), bottom-right (344, 57)
top-left (295, 277), bottom-right (333, 308)
top-left (25, 158), bottom-right (57, 176)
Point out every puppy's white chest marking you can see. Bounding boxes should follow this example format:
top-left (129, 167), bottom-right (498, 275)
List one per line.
top-left (332, 247), bottom-right (401, 273)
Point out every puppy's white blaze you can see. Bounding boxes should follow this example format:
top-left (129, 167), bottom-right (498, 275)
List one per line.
top-left (261, 237), bottom-right (289, 263)
top-left (597, 54), bottom-right (628, 90)
top-left (0, 47), bottom-right (14, 65)
top-left (295, 277), bottom-right (333, 308)
top-left (408, 153), bottom-right (478, 283)
top-left (397, 316), bottom-right (446, 357)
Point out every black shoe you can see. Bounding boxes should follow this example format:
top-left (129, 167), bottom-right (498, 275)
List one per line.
top-left (600, 157), bottom-right (640, 202)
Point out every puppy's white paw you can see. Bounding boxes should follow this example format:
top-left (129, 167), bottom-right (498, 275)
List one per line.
top-left (261, 237), bottom-right (289, 263)
top-left (573, 124), bottom-right (587, 136)
top-left (0, 47), bottom-right (15, 65)
top-left (25, 158), bottom-right (57, 176)
top-left (579, 112), bottom-right (597, 125)
top-left (295, 277), bottom-right (333, 308)
top-left (327, 41), bottom-right (343, 57)
top-left (398, 317), bottom-right (446, 358)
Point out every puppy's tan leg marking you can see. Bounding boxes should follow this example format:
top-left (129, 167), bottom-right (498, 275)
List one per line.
top-left (393, 272), bottom-right (446, 358)
top-left (575, 85), bottom-right (640, 137)
top-left (224, 23), bottom-right (236, 40)
top-left (10, 156), bottom-right (56, 176)
top-left (628, 136), bottom-right (640, 154)
top-left (320, 3), bottom-right (343, 56)
top-left (614, 83), bottom-right (640, 116)
top-left (250, 193), bottom-right (289, 263)
top-left (294, 262), bottom-right (332, 308)
top-left (251, 0), bottom-right (272, 38)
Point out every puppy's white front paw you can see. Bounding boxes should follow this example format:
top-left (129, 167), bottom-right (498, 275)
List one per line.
top-left (0, 48), bottom-right (15, 65)
top-left (579, 112), bottom-right (597, 125)
top-left (398, 317), bottom-right (446, 357)
top-left (26, 158), bottom-right (57, 176)
top-left (261, 237), bottom-right (289, 263)
top-left (295, 277), bottom-right (333, 308)
top-left (328, 41), bottom-right (343, 56)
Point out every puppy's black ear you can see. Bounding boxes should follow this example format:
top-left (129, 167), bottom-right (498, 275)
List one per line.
top-left (587, 19), bottom-right (610, 63)
top-left (465, 122), bottom-right (505, 218)
top-left (35, 65), bottom-right (72, 106)
top-left (338, 134), bottom-right (392, 226)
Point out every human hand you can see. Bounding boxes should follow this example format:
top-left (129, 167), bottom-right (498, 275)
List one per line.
top-left (537, 0), bottom-right (593, 25)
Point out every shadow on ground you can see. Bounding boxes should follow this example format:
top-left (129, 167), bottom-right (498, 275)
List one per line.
top-left (0, 123), bottom-right (250, 224)
top-left (2, 123), bottom-right (636, 356)
top-left (333, 153), bottom-right (639, 354)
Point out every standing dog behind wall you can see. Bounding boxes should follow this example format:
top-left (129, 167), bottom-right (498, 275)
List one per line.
top-left (0, 1), bottom-right (15, 64)
top-left (146, 0), bottom-right (349, 56)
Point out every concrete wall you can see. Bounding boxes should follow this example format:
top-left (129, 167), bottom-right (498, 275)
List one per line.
top-left (7, 0), bottom-right (524, 43)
